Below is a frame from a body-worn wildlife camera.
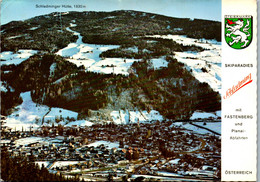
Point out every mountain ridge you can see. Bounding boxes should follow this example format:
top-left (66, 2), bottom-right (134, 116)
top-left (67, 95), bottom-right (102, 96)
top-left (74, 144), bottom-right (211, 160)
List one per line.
top-left (1, 10), bottom-right (221, 124)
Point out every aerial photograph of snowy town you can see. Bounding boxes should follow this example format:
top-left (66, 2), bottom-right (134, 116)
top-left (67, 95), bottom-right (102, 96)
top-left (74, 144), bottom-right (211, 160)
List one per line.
top-left (1, 0), bottom-right (221, 181)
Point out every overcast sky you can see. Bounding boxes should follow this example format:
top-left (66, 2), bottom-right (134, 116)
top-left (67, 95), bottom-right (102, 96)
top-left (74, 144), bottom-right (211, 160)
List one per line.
top-left (1, 0), bottom-right (221, 25)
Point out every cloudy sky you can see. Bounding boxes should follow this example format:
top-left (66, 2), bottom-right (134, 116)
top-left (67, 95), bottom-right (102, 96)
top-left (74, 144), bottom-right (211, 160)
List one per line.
top-left (1, 0), bottom-right (221, 25)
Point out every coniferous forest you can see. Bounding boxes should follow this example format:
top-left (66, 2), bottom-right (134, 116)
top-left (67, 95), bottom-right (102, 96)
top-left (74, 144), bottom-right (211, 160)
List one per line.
top-left (1, 147), bottom-right (80, 182)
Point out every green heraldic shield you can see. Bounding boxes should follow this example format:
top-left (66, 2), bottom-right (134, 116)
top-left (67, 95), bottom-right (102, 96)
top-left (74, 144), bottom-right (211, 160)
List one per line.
top-left (225, 15), bottom-right (252, 49)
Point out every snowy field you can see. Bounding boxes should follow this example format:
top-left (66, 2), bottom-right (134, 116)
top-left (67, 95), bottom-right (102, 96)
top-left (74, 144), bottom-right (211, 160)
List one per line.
top-left (174, 52), bottom-right (221, 93)
top-left (188, 111), bottom-right (221, 134)
top-left (185, 169), bottom-right (215, 177)
top-left (157, 171), bottom-right (183, 177)
top-left (56, 23), bottom-right (144, 75)
top-left (15, 137), bottom-right (46, 146)
top-left (65, 120), bottom-right (93, 127)
top-left (193, 122), bottom-right (221, 134)
top-left (14, 136), bottom-right (63, 146)
top-left (190, 110), bottom-right (221, 120)
top-left (149, 58), bottom-right (168, 70)
top-left (4, 92), bottom-right (48, 131)
top-left (146, 35), bottom-right (221, 93)
top-left (87, 57), bottom-right (139, 75)
top-left (146, 35), bottom-right (221, 49)
top-left (172, 122), bottom-right (221, 134)
top-left (3, 91), bottom-right (81, 131)
top-left (87, 141), bottom-right (119, 149)
top-left (44, 107), bottom-right (78, 122)
top-left (110, 110), bottom-right (164, 124)
top-left (51, 161), bottom-right (79, 169)
top-left (35, 161), bottom-right (50, 168)
top-left (0, 50), bottom-right (37, 66)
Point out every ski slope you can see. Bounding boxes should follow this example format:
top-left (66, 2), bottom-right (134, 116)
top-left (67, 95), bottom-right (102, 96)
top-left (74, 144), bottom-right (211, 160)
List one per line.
top-left (4, 92), bottom-right (80, 131)
top-left (56, 22), bottom-right (142, 75)
top-left (146, 35), bottom-right (221, 93)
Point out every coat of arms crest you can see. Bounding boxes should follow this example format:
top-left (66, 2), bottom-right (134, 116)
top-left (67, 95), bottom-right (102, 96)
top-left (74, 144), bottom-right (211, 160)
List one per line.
top-left (225, 15), bottom-right (252, 49)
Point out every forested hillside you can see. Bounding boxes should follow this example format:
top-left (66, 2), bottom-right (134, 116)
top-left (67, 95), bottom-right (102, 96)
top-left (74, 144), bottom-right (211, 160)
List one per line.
top-left (1, 10), bottom-right (221, 121)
